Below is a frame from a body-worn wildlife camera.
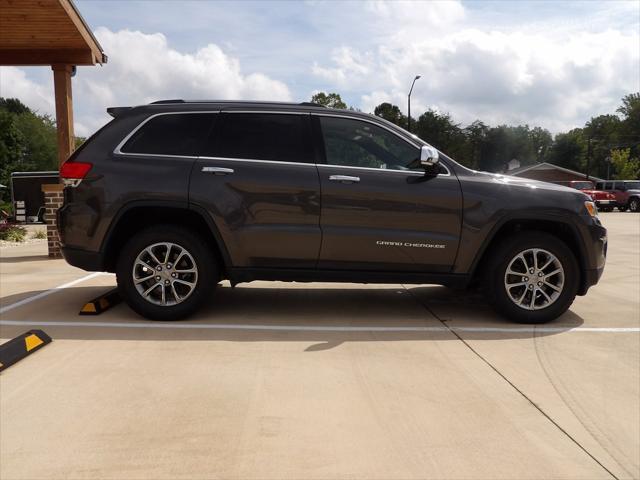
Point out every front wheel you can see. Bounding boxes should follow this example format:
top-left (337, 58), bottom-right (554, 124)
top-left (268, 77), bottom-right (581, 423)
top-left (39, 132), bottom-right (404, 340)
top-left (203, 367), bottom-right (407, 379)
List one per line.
top-left (116, 225), bottom-right (218, 320)
top-left (629, 198), bottom-right (640, 212)
top-left (484, 232), bottom-right (579, 324)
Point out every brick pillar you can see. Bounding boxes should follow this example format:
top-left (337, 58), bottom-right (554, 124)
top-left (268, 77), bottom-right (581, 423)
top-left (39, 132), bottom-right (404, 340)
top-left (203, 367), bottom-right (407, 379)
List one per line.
top-left (42, 183), bottom-right (64, 258)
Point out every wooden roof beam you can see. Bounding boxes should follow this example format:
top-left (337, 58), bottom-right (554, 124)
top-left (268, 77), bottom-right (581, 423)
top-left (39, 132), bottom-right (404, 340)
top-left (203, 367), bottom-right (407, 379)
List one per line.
top-left (0, 49), bottom-right (97, 66)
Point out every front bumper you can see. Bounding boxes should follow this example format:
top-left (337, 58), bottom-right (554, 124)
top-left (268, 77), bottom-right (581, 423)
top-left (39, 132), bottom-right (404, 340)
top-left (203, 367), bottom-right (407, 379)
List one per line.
top-left (594, 199), bottom-right (616, 207)
top-left (577, 219), bottom-right (607, 295)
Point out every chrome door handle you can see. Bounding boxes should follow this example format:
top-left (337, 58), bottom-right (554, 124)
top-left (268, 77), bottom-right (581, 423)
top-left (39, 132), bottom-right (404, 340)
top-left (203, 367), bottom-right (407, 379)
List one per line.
top-left (202, 166), bottom-right (234, 175)
top-left (329, 175), bottom-right (360, 183)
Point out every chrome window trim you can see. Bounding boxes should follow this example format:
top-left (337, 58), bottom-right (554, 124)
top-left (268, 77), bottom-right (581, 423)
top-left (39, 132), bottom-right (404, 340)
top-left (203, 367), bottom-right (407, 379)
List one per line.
top-left (113, 111), bottom-right (220, 156)
top-left (112, 109), bottom-right (450, 176)
top-left (313, 114), bottom-right (450, 177)
top-left (198, 156), bottom-right (316, 167)
top-left (317, 163), bottom-right (450, 177)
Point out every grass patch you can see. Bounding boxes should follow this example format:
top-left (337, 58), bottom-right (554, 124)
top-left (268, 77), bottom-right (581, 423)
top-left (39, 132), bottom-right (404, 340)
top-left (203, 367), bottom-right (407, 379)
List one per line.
top-left (32, 229), bottom-right (47, 239)
top-left (0, 224), bottom-right (27, 242)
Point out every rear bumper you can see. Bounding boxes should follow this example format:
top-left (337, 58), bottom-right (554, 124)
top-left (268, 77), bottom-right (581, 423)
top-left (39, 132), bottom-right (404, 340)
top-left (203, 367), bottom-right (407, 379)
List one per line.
top-left (61, 245), bottom-right (105, 272)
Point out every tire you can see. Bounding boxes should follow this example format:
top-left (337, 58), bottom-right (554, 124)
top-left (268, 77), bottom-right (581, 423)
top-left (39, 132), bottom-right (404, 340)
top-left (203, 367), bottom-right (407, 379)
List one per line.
top-left (483, 231), bottom-right (579, 324)
top-left (116, 225), bottom-right (218, 320)
top-left (629, 198), bottom-right (640, 212)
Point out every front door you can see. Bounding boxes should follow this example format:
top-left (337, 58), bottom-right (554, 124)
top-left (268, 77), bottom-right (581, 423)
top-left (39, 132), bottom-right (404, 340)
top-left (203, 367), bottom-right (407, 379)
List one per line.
top-left (315, 115), bottom-right (462, 273)
top-left (190, 112), bottom-right (321, 268)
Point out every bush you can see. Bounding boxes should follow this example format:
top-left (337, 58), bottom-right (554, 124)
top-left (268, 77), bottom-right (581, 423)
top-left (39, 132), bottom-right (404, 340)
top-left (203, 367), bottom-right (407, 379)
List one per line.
top-left (0, 224), bottom-right (27, 242)
top-left (32, 229), bottom-right (47, 239)
top-left (0, 201), bottom-right (12, 217)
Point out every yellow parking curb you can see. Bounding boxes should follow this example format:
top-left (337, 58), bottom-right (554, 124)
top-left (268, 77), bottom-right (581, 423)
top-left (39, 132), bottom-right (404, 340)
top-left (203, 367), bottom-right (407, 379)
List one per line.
top-left (0, 330), bottom-right (52, 372)
top-left (79, 289), bottom-right (121, 316)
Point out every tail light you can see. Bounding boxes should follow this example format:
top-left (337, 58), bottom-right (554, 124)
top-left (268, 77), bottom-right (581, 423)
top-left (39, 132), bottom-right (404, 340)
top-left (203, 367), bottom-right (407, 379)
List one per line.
top-left (60, 161), bottom-right (92, 187)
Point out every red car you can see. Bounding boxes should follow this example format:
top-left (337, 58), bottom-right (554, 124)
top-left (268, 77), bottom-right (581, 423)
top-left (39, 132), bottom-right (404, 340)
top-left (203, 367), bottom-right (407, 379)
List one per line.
top-left (595, 180), bottom-right (640, 212)
top-left (558, 181), bottom-right (617, 212)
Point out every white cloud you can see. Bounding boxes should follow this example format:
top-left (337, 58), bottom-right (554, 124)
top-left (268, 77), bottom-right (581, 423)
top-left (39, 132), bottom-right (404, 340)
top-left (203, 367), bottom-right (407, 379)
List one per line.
top-left (311, 1), bottom-right (640, 132)
top-left (1, 28), bottom-right (292, 136)
top-left (0, 67), bottom-right (54, 115)
top-left (1, 1), bottom-right (638, 136)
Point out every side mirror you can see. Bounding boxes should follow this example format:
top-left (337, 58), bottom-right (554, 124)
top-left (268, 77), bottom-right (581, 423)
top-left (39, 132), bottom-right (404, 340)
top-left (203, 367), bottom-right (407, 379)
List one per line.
top-left (420, 145), bottom-right (439, 167)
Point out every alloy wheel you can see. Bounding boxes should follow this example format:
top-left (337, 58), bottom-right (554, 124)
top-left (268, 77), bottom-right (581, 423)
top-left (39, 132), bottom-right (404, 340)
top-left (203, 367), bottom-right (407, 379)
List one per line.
top-left (132, 242), bottom-right (198, 306)
top-left (503, 248), bottom-right (564, 310)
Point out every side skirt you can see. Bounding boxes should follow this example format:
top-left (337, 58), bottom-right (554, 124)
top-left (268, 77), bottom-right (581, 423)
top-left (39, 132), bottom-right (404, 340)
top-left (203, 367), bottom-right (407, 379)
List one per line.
top-left (228, 268), bottom-right (470, 289)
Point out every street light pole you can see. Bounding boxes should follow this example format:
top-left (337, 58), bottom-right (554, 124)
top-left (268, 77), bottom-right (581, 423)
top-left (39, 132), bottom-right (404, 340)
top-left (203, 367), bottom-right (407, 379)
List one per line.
top-left (407, 75), bottom-right (421, 133)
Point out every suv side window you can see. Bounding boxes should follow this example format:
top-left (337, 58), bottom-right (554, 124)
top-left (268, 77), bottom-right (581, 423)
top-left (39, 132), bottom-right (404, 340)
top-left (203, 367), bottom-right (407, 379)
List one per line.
top-left (206, 113), bottom-right (313, 163)
top-left (605, 182), bottom-right (614, 190)
top-left (120, 113), bottom-right (215, 156)
top-left (319, 116), bottom-right (419, 171)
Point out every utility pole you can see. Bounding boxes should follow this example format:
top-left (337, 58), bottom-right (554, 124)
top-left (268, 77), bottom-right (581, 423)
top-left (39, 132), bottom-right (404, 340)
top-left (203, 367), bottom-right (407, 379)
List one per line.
top-left (407, 75), bottom-right (421, 133)
top-left (586, 136), bottom-right (591, 181)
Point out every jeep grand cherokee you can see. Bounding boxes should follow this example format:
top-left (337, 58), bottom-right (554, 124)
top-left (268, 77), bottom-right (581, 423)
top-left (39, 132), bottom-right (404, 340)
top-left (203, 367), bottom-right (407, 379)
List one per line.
top-left (58, 100), bottom-right (607, 323)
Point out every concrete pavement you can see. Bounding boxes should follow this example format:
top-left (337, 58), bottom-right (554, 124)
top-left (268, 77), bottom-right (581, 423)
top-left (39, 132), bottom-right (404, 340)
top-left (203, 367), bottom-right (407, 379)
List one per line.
top-left (1, 212), bottom-right (638, 479)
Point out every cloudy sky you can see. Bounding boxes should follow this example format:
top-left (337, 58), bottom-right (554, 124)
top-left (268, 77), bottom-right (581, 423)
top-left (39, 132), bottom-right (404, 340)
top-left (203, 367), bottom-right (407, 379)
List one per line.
top-left (0, 0), bottom-right (638, 137)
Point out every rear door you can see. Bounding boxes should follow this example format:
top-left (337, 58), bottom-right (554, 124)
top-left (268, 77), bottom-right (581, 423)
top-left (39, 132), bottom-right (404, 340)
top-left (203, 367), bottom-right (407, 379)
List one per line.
top-left (315, 115), bottom-right (462, 273)
top-left (189, 111), bottom-right (321, 268)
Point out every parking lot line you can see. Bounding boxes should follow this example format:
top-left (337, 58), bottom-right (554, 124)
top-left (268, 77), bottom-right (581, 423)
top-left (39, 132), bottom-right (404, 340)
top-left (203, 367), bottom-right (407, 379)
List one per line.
top-left (0, 319), bottom-right (638, 333)
top-left (0, 272), bottom-right (106, 316)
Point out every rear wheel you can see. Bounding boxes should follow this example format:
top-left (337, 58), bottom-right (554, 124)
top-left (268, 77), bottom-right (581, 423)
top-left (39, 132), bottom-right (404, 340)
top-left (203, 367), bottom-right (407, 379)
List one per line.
top-left (116, 225), bottom-right (218, 320)
top-left (484, 232), bottom-right (579, 323)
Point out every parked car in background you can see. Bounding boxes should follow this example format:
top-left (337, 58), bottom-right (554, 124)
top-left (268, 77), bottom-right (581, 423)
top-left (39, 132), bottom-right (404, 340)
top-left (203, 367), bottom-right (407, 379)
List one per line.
top-left (595, 180), bottom-right (640, 212)
top-left (556, 181), bottom-right (617, 212)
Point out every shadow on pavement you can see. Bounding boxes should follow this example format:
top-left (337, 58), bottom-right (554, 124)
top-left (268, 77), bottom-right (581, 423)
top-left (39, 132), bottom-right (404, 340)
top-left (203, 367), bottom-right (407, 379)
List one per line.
top-left (0, 284), bottom-right (585, 348)
top-left (0, 254), bottom-right (51, 263)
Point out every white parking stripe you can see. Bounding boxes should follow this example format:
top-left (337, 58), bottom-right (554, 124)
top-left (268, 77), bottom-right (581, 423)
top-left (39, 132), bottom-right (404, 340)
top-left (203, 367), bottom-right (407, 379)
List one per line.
top-left (0, 319), bottom-right (638, 333)
top-left (0, 272), bottom-right (107, 316)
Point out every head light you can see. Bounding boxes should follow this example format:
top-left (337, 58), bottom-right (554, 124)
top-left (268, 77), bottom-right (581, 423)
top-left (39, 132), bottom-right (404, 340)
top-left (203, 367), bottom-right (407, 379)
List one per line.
top-left (584, 201), bottom-right (598, 217)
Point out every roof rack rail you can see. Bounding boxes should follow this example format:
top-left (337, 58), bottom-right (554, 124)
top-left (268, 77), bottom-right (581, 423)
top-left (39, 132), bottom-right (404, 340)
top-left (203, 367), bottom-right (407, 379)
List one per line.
top-left (150, 99), bottom-right (185, 104)
top-left (299, 102), bottom-right (325, 107)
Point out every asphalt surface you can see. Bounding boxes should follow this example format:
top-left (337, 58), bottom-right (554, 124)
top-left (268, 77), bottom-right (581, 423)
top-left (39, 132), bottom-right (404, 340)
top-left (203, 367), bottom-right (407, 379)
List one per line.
top-left (1, 213), bottom-right (638, 479)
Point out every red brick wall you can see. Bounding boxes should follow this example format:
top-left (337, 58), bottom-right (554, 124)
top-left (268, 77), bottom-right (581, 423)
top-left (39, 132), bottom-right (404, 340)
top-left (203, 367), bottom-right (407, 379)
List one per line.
top-left (42, 184), bottom-right (63, 258)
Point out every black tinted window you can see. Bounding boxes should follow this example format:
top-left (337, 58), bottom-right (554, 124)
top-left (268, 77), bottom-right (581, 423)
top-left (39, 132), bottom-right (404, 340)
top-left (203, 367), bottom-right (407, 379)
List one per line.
top-left (121, 113), bottom-right (215, 156)
top-left (319, 116), bottom-right (419, 170)
top-left (208, 113), bottom-right (312, 163)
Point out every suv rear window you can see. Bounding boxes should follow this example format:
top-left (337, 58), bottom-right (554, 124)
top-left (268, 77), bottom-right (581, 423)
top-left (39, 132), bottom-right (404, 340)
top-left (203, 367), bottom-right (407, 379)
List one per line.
top-left (206, 113), bottom-right (312, 163)
top-left (120, 113), bottom-right (215, 156)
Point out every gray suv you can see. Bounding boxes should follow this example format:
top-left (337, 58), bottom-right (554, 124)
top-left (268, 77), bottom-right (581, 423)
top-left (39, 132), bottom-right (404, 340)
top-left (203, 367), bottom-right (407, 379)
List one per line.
top-left (58, 100), bottom-right (607, 323)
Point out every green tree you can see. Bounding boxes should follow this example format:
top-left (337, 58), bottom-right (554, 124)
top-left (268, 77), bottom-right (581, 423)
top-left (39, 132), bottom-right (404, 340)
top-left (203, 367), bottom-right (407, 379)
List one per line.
top-left (529, 126), bottom-right (553, 162)
top-left (0, 110), bottom-right (26, 201)
top-left (310, 92), bottom-right (347, 109)
top-left (373, 102), bottom-right (407, 129)
top-left (414, 110), bottom-right (467, 160)
top-left (0, 98), bottom-right (59, 201)
top-left (616, 93), bottom-right (640, 159)
top-left (547, 129), bottom-right (586, 172)
top-left (462, 120), bottom-right (489, 170)
top-left (610, 148), bottom-right (640, 180)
